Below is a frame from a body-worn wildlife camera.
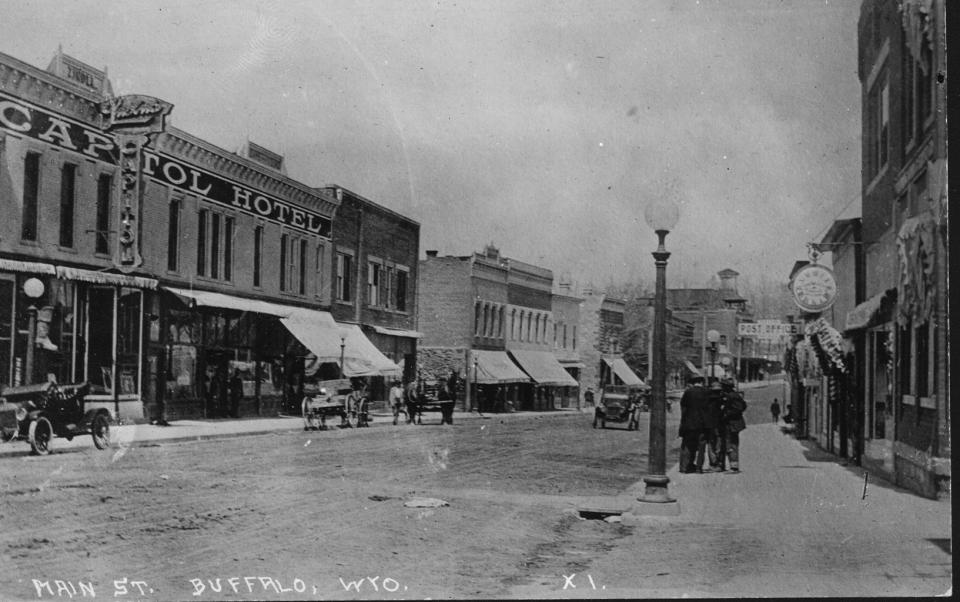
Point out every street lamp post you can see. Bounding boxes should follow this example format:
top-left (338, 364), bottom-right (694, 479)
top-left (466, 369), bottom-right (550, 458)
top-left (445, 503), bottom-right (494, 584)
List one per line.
top-left (339, 334), bottom-right (346, 380)
top-left (22, 278), bottom-right (45, 386)
top-left (706, 329), bottom-right (720, 381)
top-left (635, 195), bottom-right (680, 512)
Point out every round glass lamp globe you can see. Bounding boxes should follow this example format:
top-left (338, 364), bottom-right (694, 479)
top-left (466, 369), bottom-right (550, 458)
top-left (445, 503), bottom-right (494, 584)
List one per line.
top-left (706, 329), bottom-right (721, 343)
top-left (643, 198), bottom-right (680, 232)
top-left (23, 277), bottom-right (45, 299)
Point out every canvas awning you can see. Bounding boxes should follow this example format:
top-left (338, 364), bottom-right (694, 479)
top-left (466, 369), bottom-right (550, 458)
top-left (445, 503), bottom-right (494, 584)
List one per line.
top-left (471, 349), bottom-right (530, 384)
top-left (508, 350), bottom-right (579, 387)
top-left (0, 259), bottom-right (56, 275)
top-left (164, 287), bottom-right (400, 377)
top-left (372, 325), bottom-right (423, 339)
top-left (282, 314), bottom-right (401, 378)
top-left (603, 357), bottom-right (646, 387)
top-left (683, 359), bottom-right (702, 376)
top-left (59, 266), bottom-right (157, 289)
top-left (166, 286), bottom-right (295, 316)
top-left (845, 288), bottom-right (897, 332)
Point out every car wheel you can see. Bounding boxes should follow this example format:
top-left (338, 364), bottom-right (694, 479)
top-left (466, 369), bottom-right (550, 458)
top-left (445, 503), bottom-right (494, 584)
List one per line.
top-left (91, 412), bottom-right (111, 450)
top-left (28, 416), bottom-right (53, 455)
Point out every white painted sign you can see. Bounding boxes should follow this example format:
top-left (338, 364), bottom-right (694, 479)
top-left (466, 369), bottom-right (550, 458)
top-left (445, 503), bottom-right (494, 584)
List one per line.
top-left (738, 322), bottom-right (800, 337)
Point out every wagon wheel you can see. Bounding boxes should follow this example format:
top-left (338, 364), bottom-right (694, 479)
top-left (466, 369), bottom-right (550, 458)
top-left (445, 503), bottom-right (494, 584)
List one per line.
top-left (91, 412), bottom-right (111, 450)
top-left (28, 416), bottom-right (53, 455)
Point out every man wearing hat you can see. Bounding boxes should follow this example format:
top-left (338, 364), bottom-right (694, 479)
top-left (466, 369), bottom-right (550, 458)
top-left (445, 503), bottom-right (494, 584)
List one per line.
top-left (718, 378), bottom-right (747, 472)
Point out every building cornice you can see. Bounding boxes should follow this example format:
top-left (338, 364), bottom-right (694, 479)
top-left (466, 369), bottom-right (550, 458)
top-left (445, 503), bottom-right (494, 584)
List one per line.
top-left (0, 53), bottom-right (102, 125)
top-left (156, 127), bottom-right (339, 215)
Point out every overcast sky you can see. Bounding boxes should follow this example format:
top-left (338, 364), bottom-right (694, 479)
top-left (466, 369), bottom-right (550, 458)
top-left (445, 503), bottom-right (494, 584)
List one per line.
top-left (1, 0), bottom-right (862, 290)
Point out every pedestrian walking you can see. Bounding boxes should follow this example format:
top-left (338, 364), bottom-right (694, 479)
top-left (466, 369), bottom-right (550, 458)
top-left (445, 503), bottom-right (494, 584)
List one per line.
top-left (678, 376), bottom-right (712, 473)
top-left (404, 378), bottom-right (420, 424)
top-left (446, 370), bottom-right (459, 405)
top-left (771, 398), bottom-right (781, 423)
top-left (719, 378), bottom-right (747, 473)
top-left (389, 380), bottom-right (405, 425)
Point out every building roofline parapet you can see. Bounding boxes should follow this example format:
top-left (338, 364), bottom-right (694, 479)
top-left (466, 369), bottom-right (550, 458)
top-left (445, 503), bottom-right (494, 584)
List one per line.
top-left (157, 126), bottom-right (339, 215)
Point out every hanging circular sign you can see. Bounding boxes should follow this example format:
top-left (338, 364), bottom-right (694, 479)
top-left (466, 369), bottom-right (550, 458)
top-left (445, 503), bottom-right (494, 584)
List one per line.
top-left (791, 263), bottom-right (838, 313)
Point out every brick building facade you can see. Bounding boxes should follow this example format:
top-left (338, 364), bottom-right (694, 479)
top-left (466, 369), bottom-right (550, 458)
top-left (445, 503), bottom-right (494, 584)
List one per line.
top-left (1, 48), bottom-right (415, 423)
top-left (849, 0), bottom-right (949, 498)
top-left (321, 185), bottom-right (421, 399)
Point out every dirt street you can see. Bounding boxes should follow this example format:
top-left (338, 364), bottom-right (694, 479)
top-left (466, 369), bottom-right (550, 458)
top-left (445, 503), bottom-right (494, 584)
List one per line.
top-left (1, 408), bottom-right (682, 600)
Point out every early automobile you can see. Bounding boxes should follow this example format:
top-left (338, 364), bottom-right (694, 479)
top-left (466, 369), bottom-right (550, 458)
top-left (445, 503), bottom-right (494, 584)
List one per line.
top-left (0, 381), bottom-right (111, 455)
top-left (593, 385), bottom-right (645, 430)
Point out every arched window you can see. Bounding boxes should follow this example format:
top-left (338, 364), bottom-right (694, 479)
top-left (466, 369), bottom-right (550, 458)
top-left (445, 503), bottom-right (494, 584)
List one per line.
top-left (499, 306), bottom-right (505, 338)
top-left (474, 301), bottom-right (481, 336)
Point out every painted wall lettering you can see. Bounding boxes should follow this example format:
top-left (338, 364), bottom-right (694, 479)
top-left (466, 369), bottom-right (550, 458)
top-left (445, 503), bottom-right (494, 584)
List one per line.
top-left (0, 91), bottom-right (332, 238)
top-left (143, 150), bottom-right (332, 238)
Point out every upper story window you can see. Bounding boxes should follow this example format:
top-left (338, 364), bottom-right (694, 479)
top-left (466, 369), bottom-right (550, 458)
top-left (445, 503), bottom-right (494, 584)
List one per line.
top-left (167, 199), bottom-right (180, 272)
top-left (253, 225), bottom-right (263, 288)
top-left (20, 152), bottom-right (41, 243)
top-left (280, 233), bottom-right (306, 294)
top-left (868, 76), bottom-right (890, 179)
top-left (366, 258), bottom-right (410, 311)
top-left (367, 260), bottom-right (382, 306)
top-left (224, 216), bottom-right (234, 282)
top-left (336, 251), bottom-right (353, 302)
top-left (95, 173), bottom-right (112, 254)
top-left (196, 209), bottom-right (208, 276)
top-left (395, 268), bottom-right (408, 312)
top-left (59, 163), bottom-right (76, 248)
top-left (902, 36), bottom-right (934, 152)
top-left (197, 208), bottom-right (233, 282)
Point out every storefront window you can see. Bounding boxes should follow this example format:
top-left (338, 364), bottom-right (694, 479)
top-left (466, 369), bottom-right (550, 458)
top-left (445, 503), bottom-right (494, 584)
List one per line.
top-left (117, 288), bottom-right (142, 395)
top-left (86, 287), bottom-right (115, 394)
top-left (0, 277), bottom-right (13, 389)
top-left (167, 344), bottom-right (197, 401)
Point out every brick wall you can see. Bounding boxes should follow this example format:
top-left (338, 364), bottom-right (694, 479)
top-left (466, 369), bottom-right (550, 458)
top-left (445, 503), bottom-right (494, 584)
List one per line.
top-left (578, 293), bottom-right (603, 395)
top-left (418, 256), bottom-right (473, 347)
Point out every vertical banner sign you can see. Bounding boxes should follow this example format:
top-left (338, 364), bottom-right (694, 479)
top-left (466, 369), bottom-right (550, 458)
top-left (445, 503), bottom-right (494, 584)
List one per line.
top-left (102, 95), bottom-right (175, 272)
top-left (115, 134), bottom-right (147, 269)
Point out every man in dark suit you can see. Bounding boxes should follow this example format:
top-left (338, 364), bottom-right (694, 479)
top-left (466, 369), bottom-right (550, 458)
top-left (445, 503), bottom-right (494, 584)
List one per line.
top-left (718, 379), bottom-right (748, 473)
top-left (700, 378), bottom-right (724, 471)
top-left (678, 376), bottom-right (711, 473)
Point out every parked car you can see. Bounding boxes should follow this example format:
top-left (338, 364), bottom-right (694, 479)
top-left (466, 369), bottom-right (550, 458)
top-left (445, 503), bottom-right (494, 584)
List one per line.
top-left (593, 385), bottom-right (646, 430)
top-left (0, 381), bottom-right (110, 455)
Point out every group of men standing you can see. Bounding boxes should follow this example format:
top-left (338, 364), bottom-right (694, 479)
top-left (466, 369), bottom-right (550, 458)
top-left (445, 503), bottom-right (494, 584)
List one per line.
top-left (678, 376), bottom-right (747, 473)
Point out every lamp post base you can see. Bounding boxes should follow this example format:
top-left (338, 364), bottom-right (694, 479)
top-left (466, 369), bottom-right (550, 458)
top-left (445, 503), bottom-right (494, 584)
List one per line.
top-left (625, 475), bottom-right (680, 519)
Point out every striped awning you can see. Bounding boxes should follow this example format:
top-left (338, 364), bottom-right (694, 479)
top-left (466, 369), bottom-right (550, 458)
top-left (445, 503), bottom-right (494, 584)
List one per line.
top-left (57, 266), bottom-right (157, 289)
top-left (0, 259), bottom-right (56, 275)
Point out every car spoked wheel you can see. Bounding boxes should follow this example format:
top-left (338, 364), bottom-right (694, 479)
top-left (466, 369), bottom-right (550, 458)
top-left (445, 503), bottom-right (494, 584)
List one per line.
top-left (28, 416), bottom-right (53, 455)
top-left (91, 412), bottom-right (111, 450)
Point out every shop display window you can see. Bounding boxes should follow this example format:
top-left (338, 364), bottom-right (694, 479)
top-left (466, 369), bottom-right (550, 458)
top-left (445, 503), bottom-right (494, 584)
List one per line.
top-left (86, 287), bottom-right (115, 394)
top-left (0, 277), bottom-right (13, 389)
top-left (117, 288), bottom-right (142, 395)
